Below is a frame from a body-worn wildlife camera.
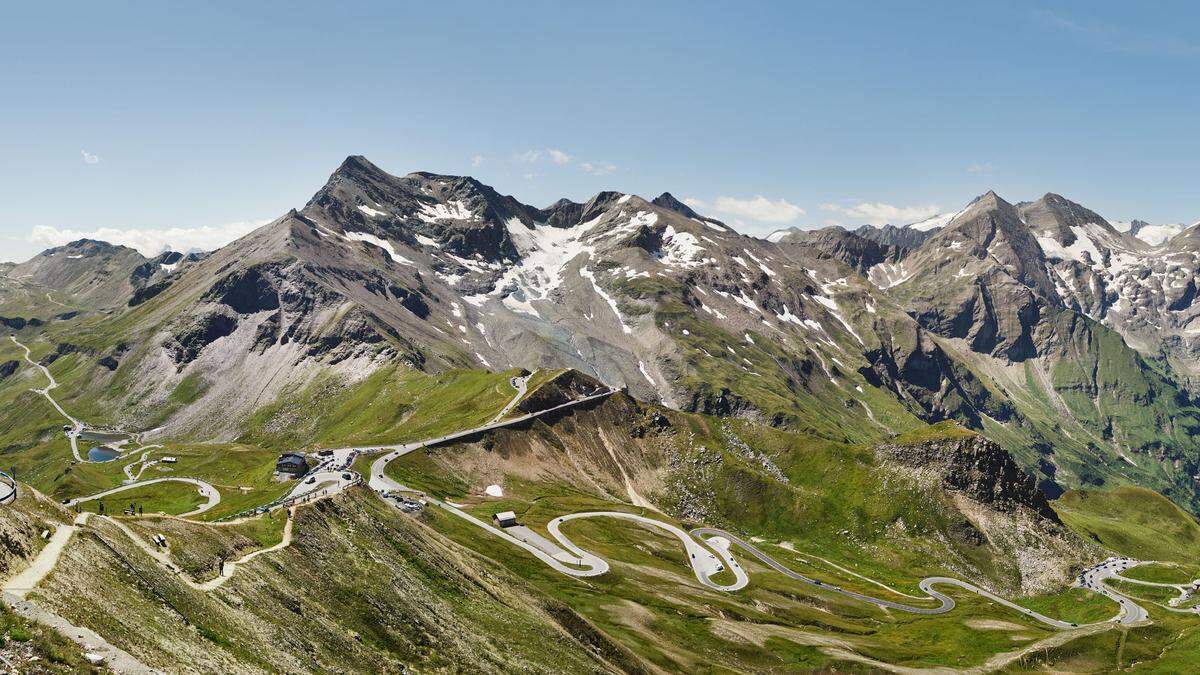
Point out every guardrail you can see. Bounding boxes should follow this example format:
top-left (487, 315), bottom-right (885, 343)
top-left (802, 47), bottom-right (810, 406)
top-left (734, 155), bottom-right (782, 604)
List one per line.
top-left (213, 389), bottom-right (615, 521)
top-left (0, 471), bottom-right (16, 505)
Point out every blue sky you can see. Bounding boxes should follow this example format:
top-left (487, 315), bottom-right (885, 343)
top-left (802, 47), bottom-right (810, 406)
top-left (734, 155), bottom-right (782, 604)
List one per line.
top-left (3, 1), bottom-right (1198, 260)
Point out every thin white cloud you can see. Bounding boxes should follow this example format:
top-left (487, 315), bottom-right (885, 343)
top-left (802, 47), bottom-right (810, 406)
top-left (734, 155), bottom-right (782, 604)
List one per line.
top-left (81, 150), bottom-right (99, 164)
top-left (28, 219), bottom-right (272, 257)
top-left (819, 201), bottom-right (940, 225)
top-left (516, 147), bottom-right (577, 167)
top-left (967, 161), bottom-right (994, 175)
top-left (581, 161), bottom-right (617, 176)
top-left (706, 195), bottom-right (805, 223)
top-left (471, 154), bottom-right (484, 168)
top-left (1033, 10), bottom-right (1200, 58)
top-left (515, 148), bottom-right (619, 175)
top-left (514, 149), bottom-right (541, 164)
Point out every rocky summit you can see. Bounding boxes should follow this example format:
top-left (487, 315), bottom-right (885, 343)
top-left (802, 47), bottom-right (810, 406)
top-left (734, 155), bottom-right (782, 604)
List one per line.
top-left (4, 156), bottom-right (1200, 672)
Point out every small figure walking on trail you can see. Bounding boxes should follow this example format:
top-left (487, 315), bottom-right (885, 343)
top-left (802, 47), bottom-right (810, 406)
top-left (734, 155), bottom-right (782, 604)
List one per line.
top-left (138, 504), bottom-right (143, 515)
top-left (99, 502), bottom-right (105, 514)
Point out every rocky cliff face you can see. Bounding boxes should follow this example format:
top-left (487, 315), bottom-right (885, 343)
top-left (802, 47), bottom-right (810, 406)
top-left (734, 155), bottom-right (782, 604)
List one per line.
top-left (875, 430), bottom-right (1102, 593)
top-left (776, 227), bottom-right (904, 274)
top-left (858, 319), bottom-right (1015, 426)
top-left (853, 223), bottom-right (939, 249)
top-left (878, 433), bottom-right (1058, 521)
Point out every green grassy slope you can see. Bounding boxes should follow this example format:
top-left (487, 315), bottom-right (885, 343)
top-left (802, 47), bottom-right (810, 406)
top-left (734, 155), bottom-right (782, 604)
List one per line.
top-left (378, 395), bottom-right (1175, 671)
top-left (36, 489), bottom-right (638, 673)
top-left (1054, 487), bottom-right (1200, 562)
top-left (239, 365), bottom-right (520, 450)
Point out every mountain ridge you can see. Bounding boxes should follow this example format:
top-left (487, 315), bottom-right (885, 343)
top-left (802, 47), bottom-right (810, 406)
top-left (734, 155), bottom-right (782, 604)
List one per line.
top-left (7, 156), bottom-right (1200, 516)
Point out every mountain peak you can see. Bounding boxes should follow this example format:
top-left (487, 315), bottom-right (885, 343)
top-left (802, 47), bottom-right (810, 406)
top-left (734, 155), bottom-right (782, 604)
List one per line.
top-left (973, 190), bottom-right (1006, 207)
top-left (44, 238), bottom-right (137, 258)
top-left (334, 154), bottom-right (385, 178)
top-left (1019, 192), bottom-right (1119, 241)
top-left (651, 192), bottom-right (701, 219)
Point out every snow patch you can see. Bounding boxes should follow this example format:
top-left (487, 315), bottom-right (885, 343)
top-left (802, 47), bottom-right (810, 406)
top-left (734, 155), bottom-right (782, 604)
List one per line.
top-left (342, 231), bottom-right (414, 265)
top-left (660, 225), bottom-right (707, 268)
top-left (417, 200), bottom-right (475, 223)
top-left (579, 266), bottom-right (633, 334)
top-left (1135, 223), bottom-right (1186, 246)
top-left (638, 360), bottom-right (655, 386)
top-left (908, 211), bottom-right (960, 232)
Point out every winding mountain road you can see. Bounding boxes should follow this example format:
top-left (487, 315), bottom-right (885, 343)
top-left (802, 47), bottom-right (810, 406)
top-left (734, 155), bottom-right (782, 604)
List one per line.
top-left (489, 373), bottom-right (531, 423)
top-left (554, 512), bottom-right (748, 591)
top-left (65, 477), bottom-right (220, 517)
top-left (123, 445), bottom-right (164, 482)
top-left (367, 388), bottom-right (615, 493)
top-left (10, 336), bottom-right (85, 460)
top-left (691, 528), bottom-right (1123, 628)
top-left (1076, 558), bottom-right (1151, 623)
top-left (0, 338), bottom-right (1158, 660)
top-left (370, 403), bottom-right (1149, 634)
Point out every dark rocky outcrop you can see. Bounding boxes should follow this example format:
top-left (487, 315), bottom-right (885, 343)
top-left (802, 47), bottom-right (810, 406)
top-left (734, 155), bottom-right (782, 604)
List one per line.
top-left (912, 272), bottom-right (1043, 362)
top-left (516, 370), bottom-right (606, 414)
top-left (252, 311), bottom-right (281, 354)
top-left (388, 284), bottom-right (430, 319)
top-left (301, 307), bottom-right (416, 366)
top-left (128, 279), bottom-right (172, 307)
top-left (0, 360), bottom-right (18, 379)
top-left (854, 223), bottom-right (939, 249)
top-left (166, 311), bottom-right (238, 365)
top-left (539, 198), bottom-right (584, 228)
top-left (0, 316), bottom-right (43, 330)
top-left (204, 266), bottom-right (281, 314)
top-left (627, 225), bottom-right (665, 255)
top-left (879, 433), bottom-right (1060, 522)
top-left (39, 343), bottom-right (81, 366)
top-left (682, 385), bottom-right (758, 419)
top-left (859, 323), bottom-right (1014, 426)
top-left (779, 227), bottom-right (905, 274)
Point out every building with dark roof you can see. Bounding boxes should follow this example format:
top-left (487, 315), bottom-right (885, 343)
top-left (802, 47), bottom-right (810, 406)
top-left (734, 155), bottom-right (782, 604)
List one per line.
top-left (276, 452), bottom-right (309, 477)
